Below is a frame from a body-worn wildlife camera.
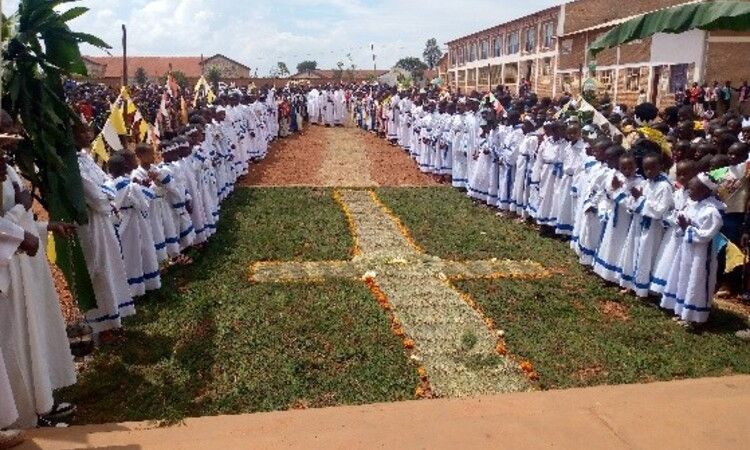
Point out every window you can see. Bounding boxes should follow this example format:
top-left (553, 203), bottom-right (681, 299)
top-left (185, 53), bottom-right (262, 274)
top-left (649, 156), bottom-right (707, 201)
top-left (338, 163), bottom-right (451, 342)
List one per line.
top-left (493, 36), bottom-right (503, 57)
top-left (469, 43), bottom-right (477, 62)
top-left (625, 68), bottom-right (641, 92)
top-left (480, 40), bottom-right (489, 60)
top-left (450, 50), bottom-right (457, 66)
top-left (541, 57), bottom-right (553, 76)
top-left (507, 31), bottom-right (519, 54)
top-left (542, 22), bottom-right (554, 49)
top-left (669, 64), bottom-right (688, 93)
top-left (524, 27), bottom-right (537, 52)
top-left (504, 63), bottom-right (518, 84)
top-left (597, 69), bottom-right (614, 93)
top-left (561, 39), bottom-right (572, 55)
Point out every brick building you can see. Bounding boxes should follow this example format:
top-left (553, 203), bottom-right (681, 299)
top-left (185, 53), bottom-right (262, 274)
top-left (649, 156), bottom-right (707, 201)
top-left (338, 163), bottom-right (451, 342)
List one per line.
top-left (446, 0), bottom-right (750, 108)
top-left (288, 69), bottom-right (388, 84)
top-left (446, 6), bottom-right (560, 97)
top-left (81, 54), bottom-right (251, 87)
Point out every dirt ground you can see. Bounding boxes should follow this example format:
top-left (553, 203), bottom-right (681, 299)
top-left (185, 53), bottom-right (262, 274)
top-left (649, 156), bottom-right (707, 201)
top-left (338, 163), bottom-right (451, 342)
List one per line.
top-left (242, 124), bottom-right (437, 187)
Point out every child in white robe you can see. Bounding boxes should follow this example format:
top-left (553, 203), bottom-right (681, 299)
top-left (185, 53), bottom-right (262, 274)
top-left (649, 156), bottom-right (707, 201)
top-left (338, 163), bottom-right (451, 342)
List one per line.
top-left (104, 151), bottom-right (161, 297)
top-left (650, 161), bottom-right (697, 294)
top-left (497, 114), bottom-right (523, 210)
top-left (575, 140), bottom-right (613, 265)
top-left (77, 147), bottom-right (134, 334)
top-left (570, 140), bottom-right (606, 252)
top-left (533, 122), bottom-right (566, 228)
top-left (661, 173), bottom-right (725, 327)
top-left (593, 153), bottom-right (643, 283)
top-left (467, 108), bottom-right (497, 203)
top-left (132, 144), bottom-right (177, 263)
top-left (619, 153), bottom-right (674, 297)
top-left (161, 143), bottom-right (195, 251)
top-left (487, 123), bottom-right (508, 206)
top-left (451, 106), bottom-right (473, 189)
top-left (553, 125), bottom-right (587, 236)
top-left (510, 122), bottom-right (540, 218)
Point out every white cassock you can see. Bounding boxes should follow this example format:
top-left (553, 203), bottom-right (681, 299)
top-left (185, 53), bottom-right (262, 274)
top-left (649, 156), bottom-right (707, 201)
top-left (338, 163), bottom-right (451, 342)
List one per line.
top-left (552, 139), bottom-right (586, 232)
top-left (0, 217), bottom-right (25, 428)
top-left (661, 197), bottom-right (725, 323)
top-left (164, 161), bottom-right (195, 250)
top-left (467, 130), bottom-right (496, 202)
top-left (0, 166), bottom-right (76, 428)
top-left (511, 134), bottom-right (539, 216)
top-left (592, 173), bottom-right (643, 283)
top-left (618, 175), bottom-right (673, 297)
top-left (78, 151), bottom-right (134, 333)
top-left (103, 176), bottom-right (161, 297)
top-left (334, 90), bottom-right (346, 125)
top-left (534, 137), bottom-right (566, 227)
top-left (307, 90), bottom-right (320, 124)
top-left (323, 92), bottom-right (335, 126)
top-left (451, 114), bottom-right (468, 188)
top-left (177, 158), bottom-right (208, 245)
top-left (651, 188), bottom-right (689, 294)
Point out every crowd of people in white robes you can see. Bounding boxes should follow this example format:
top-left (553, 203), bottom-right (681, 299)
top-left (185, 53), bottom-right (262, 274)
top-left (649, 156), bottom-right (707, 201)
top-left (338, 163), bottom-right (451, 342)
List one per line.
top-left (0, 88), bottom-right (283, 435)
top-left (362, 84), bottom-right (750, 335)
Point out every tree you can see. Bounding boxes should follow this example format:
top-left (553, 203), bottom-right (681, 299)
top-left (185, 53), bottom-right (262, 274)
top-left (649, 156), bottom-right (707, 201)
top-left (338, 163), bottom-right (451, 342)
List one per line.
top-left (296, 60), bottom-right (318, 74)
top-left (133, 67), bottom-right (148, 85)
top-left (345, 53), bottom-right (357, 81)
top-left (277, 62), bottom-right (290, 78)
top-left (206, 65), bottom-right (222, 90)
top-left (423, 38), bottom-right (443, 70)
top-left (333, 60), bottom-right (345, 81)
top-left (395, 57), bottom-right (428, 80)
top-left (2, 0), bottom-right (111, 310)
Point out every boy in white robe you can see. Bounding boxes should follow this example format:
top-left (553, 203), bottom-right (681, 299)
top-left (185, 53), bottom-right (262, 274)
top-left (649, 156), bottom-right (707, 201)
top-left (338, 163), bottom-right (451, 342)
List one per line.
top-left (104, 151), bottom-right (161, 297)
top-left (619, 153), bottom-right (674, 297)
top-left (661, 173), bottom-right (725, 328)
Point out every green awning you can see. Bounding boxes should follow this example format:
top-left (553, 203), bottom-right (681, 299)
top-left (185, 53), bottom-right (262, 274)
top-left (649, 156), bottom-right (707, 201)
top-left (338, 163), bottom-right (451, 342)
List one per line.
top-left (589, 1), bottom-right (750, 57)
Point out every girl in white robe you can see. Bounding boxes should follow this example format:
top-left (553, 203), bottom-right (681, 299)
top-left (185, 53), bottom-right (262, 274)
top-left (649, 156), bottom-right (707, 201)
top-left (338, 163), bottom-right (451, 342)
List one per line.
top-left (0, 165), bottom-right (75, 428)
top-left (661, 174), bottom-right (725, 325)
top-left (487, 125), bottom-right (508, 206)
top-left (619, 155), bottom-right (674, 297)
top-left (651, 162), bottom-right (696, 294)
top-left (571, 140), bottom-right (609, 258)
top-left (77, 150), bottom-right (134, 333)
top-left (593, 154), bottom-right (643, 283)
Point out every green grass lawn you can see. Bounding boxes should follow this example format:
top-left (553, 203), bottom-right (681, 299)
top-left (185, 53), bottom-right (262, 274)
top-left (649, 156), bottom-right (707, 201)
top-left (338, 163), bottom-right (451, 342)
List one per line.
top-left (64, 188), bottom-right (418, 424)
top-left (377, 187), bottom-right (750, 390)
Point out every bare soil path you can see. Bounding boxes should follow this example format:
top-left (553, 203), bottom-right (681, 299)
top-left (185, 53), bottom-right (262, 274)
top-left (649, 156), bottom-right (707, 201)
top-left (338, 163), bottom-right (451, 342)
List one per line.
top-left (242, 125), bottom-right (438, 187)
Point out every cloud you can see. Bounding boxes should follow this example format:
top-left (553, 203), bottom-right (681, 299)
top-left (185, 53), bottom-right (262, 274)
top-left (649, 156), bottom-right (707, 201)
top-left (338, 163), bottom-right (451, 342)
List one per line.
top-left (2, 0), bottom-right (561, 74)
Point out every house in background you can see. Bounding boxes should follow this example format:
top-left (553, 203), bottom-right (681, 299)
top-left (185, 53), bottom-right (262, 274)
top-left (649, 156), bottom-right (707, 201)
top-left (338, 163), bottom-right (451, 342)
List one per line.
top-left (445, 0), bottom-right (750, 108)
top-left (81, 53), bottom-right (252, 88)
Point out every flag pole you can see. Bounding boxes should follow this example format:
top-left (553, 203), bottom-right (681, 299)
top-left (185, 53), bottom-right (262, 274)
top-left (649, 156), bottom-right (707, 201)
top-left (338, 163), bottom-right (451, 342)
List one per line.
top-left (121, 24), bottom-right (128, 87)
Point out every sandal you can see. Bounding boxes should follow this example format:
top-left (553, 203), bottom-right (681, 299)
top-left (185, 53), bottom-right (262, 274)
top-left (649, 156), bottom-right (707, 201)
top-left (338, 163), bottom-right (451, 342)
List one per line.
top-left (36, 416), bottom-right (69, 428)
top-left (43, 402), bottom-right (76, 420)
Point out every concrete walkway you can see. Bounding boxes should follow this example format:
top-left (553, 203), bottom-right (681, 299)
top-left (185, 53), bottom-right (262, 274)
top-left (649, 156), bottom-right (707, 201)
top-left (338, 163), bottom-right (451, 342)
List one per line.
top-left (22, 375), bottom-right (750, 449)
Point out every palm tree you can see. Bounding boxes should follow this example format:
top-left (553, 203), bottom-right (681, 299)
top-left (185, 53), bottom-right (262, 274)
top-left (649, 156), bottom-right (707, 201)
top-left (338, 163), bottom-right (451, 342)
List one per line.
top-left (1, 0), bottom-right (111, 310)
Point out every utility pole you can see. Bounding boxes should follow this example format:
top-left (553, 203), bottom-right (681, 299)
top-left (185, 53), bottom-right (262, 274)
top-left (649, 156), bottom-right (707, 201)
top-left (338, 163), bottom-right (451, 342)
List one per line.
top-left (121, 24), bottom-right (128, 87)
top-left (371, 44), bottom-right (377, 71)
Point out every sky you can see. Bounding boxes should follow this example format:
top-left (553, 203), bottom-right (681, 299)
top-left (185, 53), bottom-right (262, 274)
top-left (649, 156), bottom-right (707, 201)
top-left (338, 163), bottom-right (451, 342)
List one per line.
top-left (2, 0), bottom-right (561, 75)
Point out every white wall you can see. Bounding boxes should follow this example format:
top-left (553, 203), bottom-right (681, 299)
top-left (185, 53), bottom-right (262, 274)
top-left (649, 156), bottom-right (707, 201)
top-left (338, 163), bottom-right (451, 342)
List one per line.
top-left (650, 29), bottom-right (706, 69)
